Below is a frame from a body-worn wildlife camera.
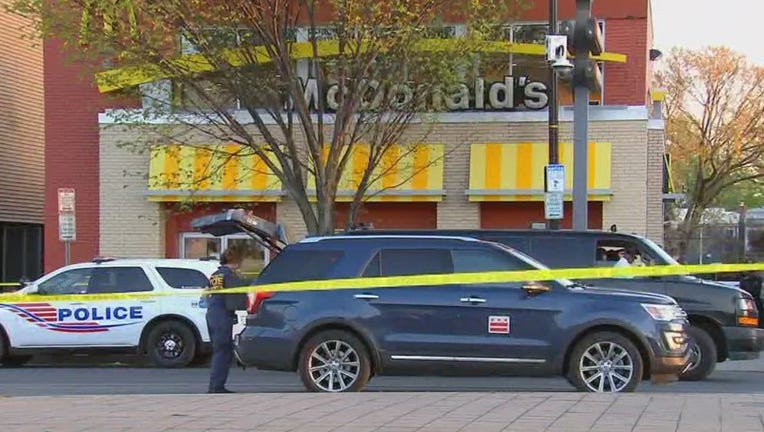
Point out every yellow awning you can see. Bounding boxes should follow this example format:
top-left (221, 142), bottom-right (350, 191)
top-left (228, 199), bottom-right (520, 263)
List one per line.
top-left (467, 142), bottom-right (612, 202)
top-left (147, 144), bottom-right (284, 202)
top-left (307, 144), bottom-right (445, 202)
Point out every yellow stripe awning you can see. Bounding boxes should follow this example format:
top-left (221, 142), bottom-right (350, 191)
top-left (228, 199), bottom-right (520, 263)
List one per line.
top-left (467, 142), bottom-right (612, 202)
top-left (307, 144), bottom-right (445, 202)
top-left (147, 144), bottom-right (284, 202)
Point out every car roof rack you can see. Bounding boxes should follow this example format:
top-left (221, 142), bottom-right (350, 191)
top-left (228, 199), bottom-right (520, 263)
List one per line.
top-left (190, 209), bottom-right (289, 252)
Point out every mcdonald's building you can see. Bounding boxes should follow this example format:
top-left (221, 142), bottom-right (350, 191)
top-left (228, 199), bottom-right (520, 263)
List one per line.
top-left (43, 0), bottom-right (674, 272)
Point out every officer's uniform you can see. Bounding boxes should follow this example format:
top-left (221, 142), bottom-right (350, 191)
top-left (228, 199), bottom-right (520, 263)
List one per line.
top-left (206, 265), bottom-right (248, 393)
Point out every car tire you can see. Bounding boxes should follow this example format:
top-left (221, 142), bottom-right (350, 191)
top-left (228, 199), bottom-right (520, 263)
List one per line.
top-left (566, 331), bottom-right (644, 393)
top-left (145, 321), bottom-right (197, 368)
top-left (298, 330), bottom-right (371, 393)
top-left (679, 325), bottom-right (717, 381)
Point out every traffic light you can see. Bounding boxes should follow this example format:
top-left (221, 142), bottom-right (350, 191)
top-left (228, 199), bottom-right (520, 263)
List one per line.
top-left (559, 14), bottom-right (604, 90)
top-left (559, 18), bottom-right (603, 57)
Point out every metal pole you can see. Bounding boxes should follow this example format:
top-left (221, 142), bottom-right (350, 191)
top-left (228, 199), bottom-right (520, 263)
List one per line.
top-left (572, 80), bottom-right (589, 230)
top-left (547, 0), bottom-right (560, 230)
top-left (571, 2), bottom-right (590, 231)
top-left (65, 242), bottom-right (71, 266)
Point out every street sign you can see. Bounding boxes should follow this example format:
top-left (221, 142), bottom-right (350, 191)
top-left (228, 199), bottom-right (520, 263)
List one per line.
top-left (545, 164), bottom-right (565, 193)
top-left (544, 192), bottom-right (564, 220)
top-left (59, 213), bottom-right (76, 242)
top-left (58, 188), bottom-right (76, 213)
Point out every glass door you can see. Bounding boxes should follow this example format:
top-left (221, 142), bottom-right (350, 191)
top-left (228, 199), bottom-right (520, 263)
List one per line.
top-left (180, 233), bottom-right (222, 259)
top-left (179, 233), bottom-right (270, 278)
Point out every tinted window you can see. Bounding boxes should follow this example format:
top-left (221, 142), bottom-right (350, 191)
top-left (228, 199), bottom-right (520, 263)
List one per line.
top-left (257, 249), bottom-right (344, 283)
top-left (87, 267), bottom-right (154, 294)
top-left (361, 253), bottom-right (381, 277)
top-left (531, 237), bottom-right (591, 268)
top-left (451, 248), bottom-right (530, 273)
top-left (380, 249), bottom-right (453, 276)
top-left (156, 267), bottom-right (210, 289)
top-left (38, 268), bottom-right (92, 295)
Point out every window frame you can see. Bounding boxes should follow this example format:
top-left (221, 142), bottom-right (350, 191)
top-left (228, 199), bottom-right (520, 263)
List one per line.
top-left (86, 266), bottom-right (156, 294)
top-left (155, 266), bottom-right (211, 290)
top-left (37, 267), bottom-right (93, 296)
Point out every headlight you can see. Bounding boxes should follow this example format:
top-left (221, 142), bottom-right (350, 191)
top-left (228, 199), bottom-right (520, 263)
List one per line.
top-left (736, 297), bottom-right (757, 313)
top-left (641, 303), bottom-right (686, 321)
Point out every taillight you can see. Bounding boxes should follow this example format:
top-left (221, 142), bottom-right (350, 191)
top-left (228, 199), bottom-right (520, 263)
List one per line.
top-left (247, 291), bottom-right (273, 314)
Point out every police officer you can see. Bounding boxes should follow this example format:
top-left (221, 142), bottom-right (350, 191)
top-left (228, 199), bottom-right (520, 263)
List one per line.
top-left (205, 244), bottom-right (249, 394)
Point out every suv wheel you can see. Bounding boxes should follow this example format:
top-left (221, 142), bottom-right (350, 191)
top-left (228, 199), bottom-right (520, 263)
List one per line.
top-left (567, 331), bottom-right (643, 393)
top-left (145, 321), bottom-right (196, 368)
top-left (679, 325), bottom-right (717, 381)
top-left (298, 330), bottom-right (371, 393)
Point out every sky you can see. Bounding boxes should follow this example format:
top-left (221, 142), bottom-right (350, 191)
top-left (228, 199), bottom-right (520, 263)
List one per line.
top-left (652, 0), bottom-right (764, 65)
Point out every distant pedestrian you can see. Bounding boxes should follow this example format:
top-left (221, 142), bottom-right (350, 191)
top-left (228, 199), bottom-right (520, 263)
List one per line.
top-left (205, 244), bottom-right (249, 394)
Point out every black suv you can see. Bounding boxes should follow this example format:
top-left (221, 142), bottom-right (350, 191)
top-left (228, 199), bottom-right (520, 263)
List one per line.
top-left (348, 229), bottom-right (763, 381)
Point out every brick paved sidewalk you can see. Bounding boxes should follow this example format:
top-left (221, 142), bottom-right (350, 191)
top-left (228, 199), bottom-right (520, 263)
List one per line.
top-left (1, 392), bottom-right (763, 432)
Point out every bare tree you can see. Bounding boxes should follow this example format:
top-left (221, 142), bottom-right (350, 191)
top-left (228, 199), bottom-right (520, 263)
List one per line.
top-left (656, 46), bottom-right (764, 258)
top-left (11, 0), bottom-right (518, 234)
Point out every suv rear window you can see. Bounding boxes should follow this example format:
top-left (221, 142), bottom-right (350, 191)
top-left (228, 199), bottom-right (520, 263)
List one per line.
top-left (257, 249), bottom-right (344, 283)
top-left (156, 267), bottom-right (211, 289)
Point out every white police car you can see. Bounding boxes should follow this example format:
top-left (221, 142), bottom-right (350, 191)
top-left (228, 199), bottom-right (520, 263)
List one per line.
top-left (0, 257), bottom-right (234, 368)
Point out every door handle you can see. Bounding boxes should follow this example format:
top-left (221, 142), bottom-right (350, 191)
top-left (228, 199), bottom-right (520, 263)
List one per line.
top-left (460, 297), bottom-right (486, 303)
top-left (140, 300), bottom-right (157, 304)
top-left (354, 294), bottom-right (379, 300)
top-left (69, 302), bottom-right (85, 306)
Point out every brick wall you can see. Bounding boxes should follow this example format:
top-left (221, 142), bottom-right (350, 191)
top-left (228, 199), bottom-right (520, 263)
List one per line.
top-left (99, 125), bottom-right (165, 257)
top-left (0, 10), bottom-right (44, 224)
top-left (647, 127), bottom-right (666, 243)
top-left (603, 17), bottom-right (649, 106)
top-left (98, 117), bottom-right (658, 253)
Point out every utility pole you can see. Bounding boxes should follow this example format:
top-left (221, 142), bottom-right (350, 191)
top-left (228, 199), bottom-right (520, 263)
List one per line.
top-left (546, 0), bottom-right (560, 230)
top-left (561, 0), bottom-right (603, 230)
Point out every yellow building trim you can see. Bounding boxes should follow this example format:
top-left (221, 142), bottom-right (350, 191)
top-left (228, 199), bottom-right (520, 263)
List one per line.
top-left (147, 144), bottom-right (283, 202)
top-left (95, 39), bottom-right (628, 93)
top-left (306, 144), bottom-right (445, 202)
top-left (467, 142), bottom-right (612, 202)
top-left (651, 88), bottom-right (667, 102)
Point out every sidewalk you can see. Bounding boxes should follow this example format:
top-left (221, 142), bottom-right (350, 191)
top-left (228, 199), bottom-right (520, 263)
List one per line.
top-left (2, 392), bottom-right (763, 432)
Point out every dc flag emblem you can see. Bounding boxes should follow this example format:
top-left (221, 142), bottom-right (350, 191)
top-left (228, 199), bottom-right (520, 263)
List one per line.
top-left (488, 315), bottom-right (510, 334)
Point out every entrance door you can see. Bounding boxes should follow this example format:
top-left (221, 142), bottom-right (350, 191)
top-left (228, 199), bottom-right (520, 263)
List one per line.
top-left (179, 233), bottom-right (270, 278)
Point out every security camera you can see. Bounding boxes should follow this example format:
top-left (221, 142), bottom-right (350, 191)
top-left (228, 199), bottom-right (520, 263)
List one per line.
top-left (546, 35), bottom-right (574, 72)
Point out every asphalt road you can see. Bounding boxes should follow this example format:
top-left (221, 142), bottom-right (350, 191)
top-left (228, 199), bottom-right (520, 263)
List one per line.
top-left (1, 359), bottom-right (763, 396)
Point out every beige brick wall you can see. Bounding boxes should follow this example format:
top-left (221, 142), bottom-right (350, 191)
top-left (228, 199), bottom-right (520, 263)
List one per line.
top-left (429, 120), bottom-right (650, 235)
top-left (99, 126), bottom-right (165, 257)
top-left (98, 117), bottom-right (662, 251)
top-left (277, 198), bottom-right (309, 242)
top-left (647, 128), bottom-right (666, 243)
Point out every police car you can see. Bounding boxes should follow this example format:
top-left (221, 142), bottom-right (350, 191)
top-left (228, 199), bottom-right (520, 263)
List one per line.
top-left (0, 258), bottom-right (226, 368)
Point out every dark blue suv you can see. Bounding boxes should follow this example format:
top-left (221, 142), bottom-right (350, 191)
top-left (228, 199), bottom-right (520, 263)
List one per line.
top-left (232, 235), bottom-right (691, 393)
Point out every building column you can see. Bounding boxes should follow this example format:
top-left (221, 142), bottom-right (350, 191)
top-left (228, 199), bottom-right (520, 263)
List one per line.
top-left (437, 141), bottom-right (480, 228)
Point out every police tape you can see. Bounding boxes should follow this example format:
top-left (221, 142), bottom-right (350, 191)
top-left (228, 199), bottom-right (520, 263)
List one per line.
top-left (0, 262), bottom-right (760, 304)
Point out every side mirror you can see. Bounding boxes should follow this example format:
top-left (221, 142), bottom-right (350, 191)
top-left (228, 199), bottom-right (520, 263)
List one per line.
top-left (522, 282), bottom-right (551, 295)
top-left (19, 277), bottom-right (31, 287)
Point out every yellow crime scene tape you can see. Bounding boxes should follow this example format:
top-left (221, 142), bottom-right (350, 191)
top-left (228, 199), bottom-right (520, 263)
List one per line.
top-left (0, 263), bottom-right (761, 304)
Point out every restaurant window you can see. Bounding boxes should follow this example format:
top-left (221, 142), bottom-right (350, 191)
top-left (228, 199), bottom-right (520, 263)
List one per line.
top-left (179, 232), bottom-right (270, 279)
top-left (0, 223), bottom-right (43, 284)
top-left (177, 27), bottom-right (297, 113)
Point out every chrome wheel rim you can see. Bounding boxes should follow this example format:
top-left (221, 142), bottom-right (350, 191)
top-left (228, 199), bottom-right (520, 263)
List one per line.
top-left (308, 340), bottom-right (360, 392)
top-left (685, 341), bottom-right (702, 372)
top-left (579, 341), bottom-right (634, 392)
top-left (157, 332), bottom-right (184, 359)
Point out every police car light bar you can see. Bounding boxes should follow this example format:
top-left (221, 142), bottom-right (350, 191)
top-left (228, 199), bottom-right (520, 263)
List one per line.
top-left (190, 209), bottom-right (289, 251)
